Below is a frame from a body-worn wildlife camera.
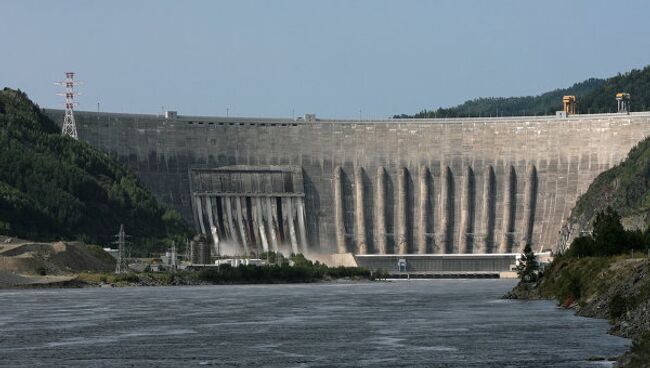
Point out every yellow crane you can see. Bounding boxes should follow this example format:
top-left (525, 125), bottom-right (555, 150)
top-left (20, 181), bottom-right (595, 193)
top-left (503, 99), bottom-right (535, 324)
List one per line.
top-left (563, 95), bottom-right (576, 115)
top-left (616, 92), bottom-right (631, 114)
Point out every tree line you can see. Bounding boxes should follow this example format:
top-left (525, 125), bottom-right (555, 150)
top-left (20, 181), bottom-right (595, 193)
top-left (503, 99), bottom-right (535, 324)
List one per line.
top-left (567, 207), bottom-right (649, 257)
top-left (395, 64), bottom-right (650, 118)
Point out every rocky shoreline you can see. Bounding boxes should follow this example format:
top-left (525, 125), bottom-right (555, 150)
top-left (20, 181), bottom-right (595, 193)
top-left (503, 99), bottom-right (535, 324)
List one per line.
top-left (504, 256), bottom-right (650, 367)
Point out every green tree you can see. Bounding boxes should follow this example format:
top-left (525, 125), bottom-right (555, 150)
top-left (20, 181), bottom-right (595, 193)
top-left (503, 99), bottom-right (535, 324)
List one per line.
top-left (591, 207), bottom-right (627, 256)
top-left (566, 207), bottom-right (646, 257)
top-left (516, 243), bottom-right (539, 282)
top-left (566, 236), bottom-right (595, 257)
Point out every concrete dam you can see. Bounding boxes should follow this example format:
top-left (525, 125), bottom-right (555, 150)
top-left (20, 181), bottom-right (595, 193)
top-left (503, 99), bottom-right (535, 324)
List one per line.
top-left (44, 109), bottom-right (650, 258)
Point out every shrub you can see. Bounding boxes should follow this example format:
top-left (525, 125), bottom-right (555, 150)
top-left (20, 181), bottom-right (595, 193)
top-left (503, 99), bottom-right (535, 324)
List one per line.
top-left (567, 236), bottom-right (595, 257)
top-left (566, 207), bottom-right (650, 257)
top-left (609, 293), bottom-right (629, 320)
top-left (114, 273), bottom-right (139, 283)
top-left (559, 271), bottom-right (583, 302)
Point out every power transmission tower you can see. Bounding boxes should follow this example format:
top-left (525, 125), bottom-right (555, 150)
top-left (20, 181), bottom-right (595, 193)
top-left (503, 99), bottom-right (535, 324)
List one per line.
top-left (55, 72), bottom-right (80, 139)
top-left (114, 224), bottom-right (129, 273)
top-left (170, 242), bottom-right (178, 270)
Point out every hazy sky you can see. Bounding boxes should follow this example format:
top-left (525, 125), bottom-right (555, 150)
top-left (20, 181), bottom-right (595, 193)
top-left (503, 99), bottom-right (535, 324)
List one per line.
top-left (2, 0), bottom-right (650, 119)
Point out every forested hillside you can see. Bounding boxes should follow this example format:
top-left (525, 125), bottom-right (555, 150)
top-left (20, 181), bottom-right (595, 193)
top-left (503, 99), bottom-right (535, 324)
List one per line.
top-left (578, 66), bottom-right (650, 113)
top-left (396, 64), bottom-right (650, 118)
top-left (0, 88), bottom-right (190, 255)
top-left (569, 134), bottom-right (650, 233)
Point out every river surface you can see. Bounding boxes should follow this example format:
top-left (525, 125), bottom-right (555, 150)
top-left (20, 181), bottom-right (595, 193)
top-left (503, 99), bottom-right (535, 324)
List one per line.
top-left (0, 280), bottom-right (629, 367)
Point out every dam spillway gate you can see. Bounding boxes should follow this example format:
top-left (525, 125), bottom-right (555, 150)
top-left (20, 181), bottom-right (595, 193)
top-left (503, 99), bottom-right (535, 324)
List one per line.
top-left (190, 166), bottom-right (308, 255)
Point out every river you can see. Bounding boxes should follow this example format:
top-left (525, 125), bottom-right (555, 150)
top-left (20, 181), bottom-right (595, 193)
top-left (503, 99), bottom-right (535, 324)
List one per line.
top-left (0, 280), bottom-right (629, 367)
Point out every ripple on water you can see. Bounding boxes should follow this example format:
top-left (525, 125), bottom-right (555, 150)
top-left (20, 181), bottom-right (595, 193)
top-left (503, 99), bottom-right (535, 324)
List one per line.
top-left (0, 280), bottom-right (630, 367)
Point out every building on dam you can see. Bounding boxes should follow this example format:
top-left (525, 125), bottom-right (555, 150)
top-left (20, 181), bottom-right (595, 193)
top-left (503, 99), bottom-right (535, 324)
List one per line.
top-left (43, 109), bottom-right (650, 269)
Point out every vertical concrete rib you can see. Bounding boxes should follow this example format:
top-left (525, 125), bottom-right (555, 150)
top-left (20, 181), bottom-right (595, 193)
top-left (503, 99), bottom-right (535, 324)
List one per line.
top-left (248, 198), bottom-right (260, 251)
top-left (286, 197), bottom-right (299, 254)
top-left (224, 197), bottom-right (239, 249)
top-left (459, 166), bottom-right (475, 254)
top-left (397, 167), bottom-right (408, 255)
top-left (272, 197), bottom-right (283, 242)
top-left (218, 197), bottom-right (230, 240)
top-left (375, 166), bottom-right (387, 254)
top-left (479, 166), bottom-right (496, 253)
top-left (254, 198), bottom-right (269, 252)
top-left (521, 163), bottom-right (538, 251)
top-left (204, 196), bottom-right (220, 254)
top-left (265, 197), bottom-right (279, 251)
top-left (235, 197), bottom-right (250, 255)
top-left (334, 166), bottom-right (347, 253)
top-left (417, 166), bottom-right (429, 254)
top-left (280, 198), bottom-right (289, 244)
top-left (499, 166), bottom-right (517, 253)
top-left (195, 196), bottom-right (207, 236)
top-left (355, 167), bottom-right (367, 254)
top-left (295, 197), bottom-right (309, 253)
top-left (439, 166), bottom-right (454, 253)
top-left (215, 197), bottom-right (227, 240)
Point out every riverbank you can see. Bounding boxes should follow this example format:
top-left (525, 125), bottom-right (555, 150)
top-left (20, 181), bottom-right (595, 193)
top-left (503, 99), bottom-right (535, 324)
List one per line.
top-left (504, 255), bottom-right (650, 367)
top-left (1, 263), bottom-right (378, 289)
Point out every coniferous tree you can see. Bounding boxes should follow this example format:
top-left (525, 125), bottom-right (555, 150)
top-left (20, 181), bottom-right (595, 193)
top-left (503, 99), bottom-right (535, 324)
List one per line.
top-left (516, 243), bottom-right (539, 282)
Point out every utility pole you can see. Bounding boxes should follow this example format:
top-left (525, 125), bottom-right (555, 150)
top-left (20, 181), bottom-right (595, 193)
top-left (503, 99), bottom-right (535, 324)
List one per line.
top-left (114, 224), bottom-right (129, 274)
top-left (55, 72), bottom-right (80, 139)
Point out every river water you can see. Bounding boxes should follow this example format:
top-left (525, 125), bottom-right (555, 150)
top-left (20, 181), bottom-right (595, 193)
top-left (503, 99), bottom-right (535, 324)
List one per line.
top-left (0, 280), bottom-right (629, 367)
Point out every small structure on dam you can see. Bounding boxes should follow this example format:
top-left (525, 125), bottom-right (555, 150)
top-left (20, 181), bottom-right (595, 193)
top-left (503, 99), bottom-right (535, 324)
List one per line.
top-left (43, 108), bottom-right (650, 262)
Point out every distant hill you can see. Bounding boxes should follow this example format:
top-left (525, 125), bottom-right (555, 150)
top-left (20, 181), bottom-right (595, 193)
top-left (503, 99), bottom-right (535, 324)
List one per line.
top-left (578, 66), bottom-right (650, 114)
top-left (0, 88), bottom-right (190, 256)
top-left (396, 64), bottom-right (650, 118)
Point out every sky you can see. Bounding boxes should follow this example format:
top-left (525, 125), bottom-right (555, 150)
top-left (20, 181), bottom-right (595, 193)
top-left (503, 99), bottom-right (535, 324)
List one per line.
top-left (2, 0), bottom-right (650, 119)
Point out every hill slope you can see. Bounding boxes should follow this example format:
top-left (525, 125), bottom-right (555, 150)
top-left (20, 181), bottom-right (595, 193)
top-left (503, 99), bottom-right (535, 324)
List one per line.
top-left (0, 88), bottom-right (190, 255)
top-left (569, 135), bottom-right (650, 232)
top-left (397, 64), bottom-right (650, 118)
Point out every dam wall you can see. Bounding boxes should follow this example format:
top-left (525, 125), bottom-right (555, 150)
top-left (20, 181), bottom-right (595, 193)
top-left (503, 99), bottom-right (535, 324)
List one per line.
top-left (44, 109), bottom-right (650, 255)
